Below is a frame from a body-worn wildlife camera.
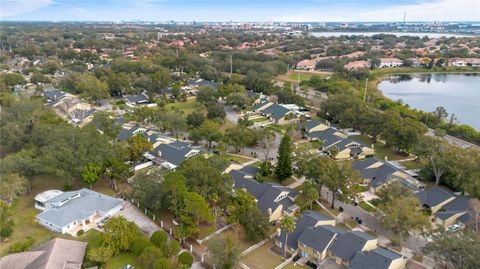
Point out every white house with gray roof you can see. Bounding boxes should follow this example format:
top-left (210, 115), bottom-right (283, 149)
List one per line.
top-left (35, 188), bottom-right (123, 236)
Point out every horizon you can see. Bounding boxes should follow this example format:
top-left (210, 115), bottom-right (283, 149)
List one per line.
top-left (1, 0), bottom-right (479, 22)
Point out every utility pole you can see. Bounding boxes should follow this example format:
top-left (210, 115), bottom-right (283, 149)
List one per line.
top-left (363, 78), bottom-right (369, 102)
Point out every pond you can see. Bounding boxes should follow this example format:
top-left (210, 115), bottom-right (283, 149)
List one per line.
top-left (378, 73), bottom-right (480, 130)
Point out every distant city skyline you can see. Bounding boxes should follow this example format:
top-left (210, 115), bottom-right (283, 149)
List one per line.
top-left (1, 0), bottom-right (479, 22)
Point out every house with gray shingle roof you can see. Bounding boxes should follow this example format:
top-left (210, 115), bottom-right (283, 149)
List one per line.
top-left (353, 158), bottom-right (425, 193)
top-left (328, 230), bottom-right (378, 266)
top-left (416, 187), bottom-right (473, 228)
top-left (124, 92), bottom-right (156, 108)
top-left (153, 140), bottom-right (202, 169)
top-left (275, 211), bottom-right (336, 256)
top-left (252, 97), bottom-right (299, 125)
top-left (35, 188), bottom-right (123, 235)
top-left (350, 247), bottom-right (407, 269)
top-left (229, 165), bottom-right (300, 222)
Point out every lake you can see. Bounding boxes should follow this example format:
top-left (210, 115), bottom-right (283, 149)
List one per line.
top-left (378, 73), bottom-right (480, 130)
top-left (309, 32), bottom-right (476, 38)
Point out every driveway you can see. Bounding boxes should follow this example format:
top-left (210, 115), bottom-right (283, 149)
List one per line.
top-left (318, 258), bottom-right (347, 269)
top-left (118, 202), bottom-right (161, 236)
top-left (224, 105), bottom-right (239, 124)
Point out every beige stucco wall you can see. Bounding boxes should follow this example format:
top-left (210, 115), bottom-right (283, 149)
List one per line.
top-left (389, 257), bottom-right (407, 269)
top-left (269, 205), bottom-right (284, 222)
top-left (431, 197), bottom-right (456, 213)
top-left (361, 239), bottom-right (378, 252)
top-left (309, 124), bottom-right (330, 133)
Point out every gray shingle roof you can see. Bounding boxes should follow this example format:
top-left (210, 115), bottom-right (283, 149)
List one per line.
top-left (43, 90), bottom-right (65, 102)
top-left (305, 120), bottom-right (322, 131)
top-left (36, 188), bottom-right (123, 228)
top-left (154, 141), bottom-right (197, 167)
top-left (276, 211), bottom-right (335, 250)
top-left (125, 94), bottom-right (149, 104)
top-left (307, 128), bottom-right (344, 148)
top-left (253, 98), bottom-right (270, 111)
top-left (416, 187), bottom-right (455, 208)
top-left (297, 225), bottom-right (340, 253)
top-left (350, 248), bottom-right (403, 269)
top-left (330, 231), bottom-right (375, 261)
top-left (261, 104), bottom-right (292, 120)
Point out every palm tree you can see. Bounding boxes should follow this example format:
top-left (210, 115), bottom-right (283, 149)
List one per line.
top-left (280, 215), bottom-right (296, 260)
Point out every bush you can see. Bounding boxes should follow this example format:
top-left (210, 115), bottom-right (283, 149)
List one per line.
top-left (150, 230), bottom-right (168, 247)
top-left (139, 246), bottom-right (163, 268)
top-left (131, 235), bottom-right (153, 255)
top-left (8, 236), bottom-right (34, 254)
top-left (162, 239), bottom-right (181, 258)
top-left (76, 229), bottom-right (85, 237)
top-left (153, 257), bottom-right (172, 269)
top-left (178, 251), bottom-right (193, 267)
top-left (0, 226), bottom-right (13, 239)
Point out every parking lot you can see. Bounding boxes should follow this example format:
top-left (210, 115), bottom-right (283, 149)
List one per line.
top-left (117, 202), bottom-right (161, 236)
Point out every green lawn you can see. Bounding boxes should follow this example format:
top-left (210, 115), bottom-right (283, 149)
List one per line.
top-left (165, 97), bottom-right (199, 115)
top-left (205, 226), bottom-right (253, 253)
top-left (359, 201), bottom-right (377, 213)
top-left (106, 252), bottom-right (143, 269)
top-left (266, 124), bottom-right (296, 134)
top-left (225, 153), bottom-right (255, 164)
top-left (250, 116), bottom-right (268, 123)
top-left (288, 73), bottom-right (314, 81)
top-left (399, 160), bottom-right (424, 170)
top-left (295, 141), bottom-right (322, 151)
top-left (350, 135), bottom-right (408, 161)
top-left (242, 240), bottom-right (283, 269)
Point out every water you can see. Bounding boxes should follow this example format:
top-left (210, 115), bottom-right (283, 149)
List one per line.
top-left (309, 32), bottom-right (476, 38)
top-left (378, 73), bottom-right (480, 130)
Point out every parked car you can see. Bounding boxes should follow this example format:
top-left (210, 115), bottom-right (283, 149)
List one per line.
top-left (446, 224), bottom-right (460, 232)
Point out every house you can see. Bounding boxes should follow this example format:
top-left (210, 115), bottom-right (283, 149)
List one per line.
top-left (450, 58), bottom-right (480, 67)
top-left (0, 238), bottom-right (87, 269)
top-left (416, 187), bottom-right (473, 228)
top-left (42, 89), bottom-right (66, 104)
top-left (185, 79), bottom-right (219, 91)
top-left (408, 57), bottom-right (431, 67)
top-left (340, 51), bottom-right (366, 59)
top-left (124, 93), bottom-right (156, 108)
top-left (296, 59), bottom-right (317, 70)
top-left (303, 120), bottom-right (373, 160)
top-left (378, 58), bottom-right (403, 68)
top-left (35, 188), bottom-right (123, 236)
top-left (117, 124), bottom-right (148, 141)
top-left (353, 158), bottom-right (425, 193)
top-left (152, 140), bottom-right (201, 169)
top-left (297, 225), bottom-right (341, 262)
top-left (328, 231), bottom-right (378, 266)
top-left (344, 60), bottom-right (371, 70)
top-left (229, 165), bottom-right (299, 222)
top-left (275, 211), bottom-right (336, 255)
top-left (42, 89), bottom-right (96, 126)
top-left (252, 98), bottom-right (298, 125)
top-left (350, 247), bottom-right (407, 269)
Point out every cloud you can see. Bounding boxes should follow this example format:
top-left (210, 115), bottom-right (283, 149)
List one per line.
top-left (1, 0), bottom-right (53, 18)
top-left (271, 0), bottom-right (480, 21)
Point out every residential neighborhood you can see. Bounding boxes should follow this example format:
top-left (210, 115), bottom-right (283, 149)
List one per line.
top-left (1, 11), bottom-right (480, 269)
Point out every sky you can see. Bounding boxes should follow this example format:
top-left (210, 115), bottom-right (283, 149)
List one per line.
top-left (1, 0), bottom-right (480, 22)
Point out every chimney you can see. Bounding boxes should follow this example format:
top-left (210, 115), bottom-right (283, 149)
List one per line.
top-left (268, 208), bottom-right (272, 215)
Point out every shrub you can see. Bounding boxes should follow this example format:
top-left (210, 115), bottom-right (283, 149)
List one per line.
top-left (153, 257), bottom-right (172, 269)
top-left (178, 252), bottom-right (193, 267)
top-left (131, 235), bottom-right (152, 255)
top-left (150, 230), bottom-right (168, 247)
top-left (162, 239), bottom-right (181, 258)
top-left (139, 246), bottom-right (163, 268)
top-left (0, 226), bottom-right (13, 239)
top-left (76, 229), bottom-right (85, 237)
top-left (8, 236), bottom-right (34, 253)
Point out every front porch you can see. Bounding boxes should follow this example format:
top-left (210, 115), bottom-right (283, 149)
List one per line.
top-left (68, 212), bottom-right (103, 236)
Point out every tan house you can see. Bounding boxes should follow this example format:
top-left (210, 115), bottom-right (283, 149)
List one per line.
top-left (328, 231), bottom-right (378, 266)
top-left (296, 59), bottom-right (317, 70)
top-left (344, 60), bottom-right (371, 70)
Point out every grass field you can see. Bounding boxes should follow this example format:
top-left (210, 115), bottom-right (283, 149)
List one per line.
top-left (276, 70), bottom-right (332, 83)
top-left (106, 252), bottom-right (143, 269)
top-left (399, 160), bottom-right (424, 170)
top-left (359, 201), bottom-right (377, 213)
top-left (242, 240), bottom-right (283, 269)
top-left (165, 97), bottom-right (199, 115)
top-left (226, 153), bottom-right (255, 164)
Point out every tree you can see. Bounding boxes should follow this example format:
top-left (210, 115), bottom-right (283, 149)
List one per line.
top-left (206, 234), bottom-right (241, 269)
top-left (186, 111), bottom-right (205, 128)
top-left (468, 199), bottom-right (480, 232)
top-left (0, 173), bottom-right (29, 203)
top-left (181, 191), bottom-right (214, 225)
top-left (197, 120), bottom-right (222, 148)
top-left (103, 216), bottom-right (139, 255)
top-left (163, 172), bottom-right (188, 216)
top-left (226, 91), bottom-right (249, 110)
top-left (196, 86), bottom-right (219, 105)
top-left (87, 246), bottom-right (113, 264)
top-left (81, 162), bottom-right (103, 189)
top-left (275, 134), bottom-right (293, 182)
top-left (139, 246), bottom-right (163, 269)
top-left (131, 235), bottom-right (153, 255)
top-left (415, 136), bottom-right (450, 185)
top-left (164, 112), bottom-right (186, 139)
top-left (0, 201), bottom-right (13, 240)
top-left (297, 181), bottom-right (319, 210)
top-left (239, 208), bottom-right (271, 241)
top-left (434, 106), bottom-right (448, 120)
top-left (422, 231), bottom-right (480, 269)
top-left (151, 230), bottom-right (168, 248)
top-left (256, 128), bottom-right (275, 160)
top-left (126, 134), bottom-right (153, 161)
top-left (90, 112), bottom-right (121, 139)
top-left (378, 184), bottom-right (430, 243)
top-left (280, 215), bottom-right (296, 259)
top-left (227, 189), bottom-right (257, 223)
top-left (207, 103), bottom-right (226, 121)
top-left (104, 159), bottom-right (133, 191)
top-left (162, 239), bottom-right (181, 258)
top-left (320, 158), bottom-right (360, 208)
top-left (0, 72), bottom-right (26, 87)
top-left (224, 126), bottom-right (257, 153)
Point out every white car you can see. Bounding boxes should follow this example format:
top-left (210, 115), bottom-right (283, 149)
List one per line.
top-left (446, 224), bottom-right (460, 232)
